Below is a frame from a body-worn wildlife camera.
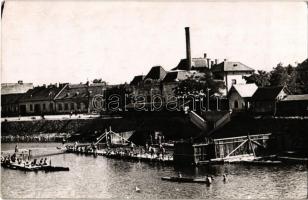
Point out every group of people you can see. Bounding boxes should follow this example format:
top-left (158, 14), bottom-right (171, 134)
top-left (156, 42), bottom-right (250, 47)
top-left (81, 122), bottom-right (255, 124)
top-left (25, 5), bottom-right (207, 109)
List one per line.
top-left (146, 144), bottom-right (167, 159)
top-left (102, 143), bottom-right (168, 160)
top-left (1, 153), bottom-right (49, 166)
top-left (1, 145), bottom-right (51, 167)
top-left (70, 142), bottom-right (98, 154)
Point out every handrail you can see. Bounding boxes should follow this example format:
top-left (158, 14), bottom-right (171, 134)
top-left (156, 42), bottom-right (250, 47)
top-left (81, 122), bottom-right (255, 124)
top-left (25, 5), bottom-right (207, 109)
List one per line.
top-left (189, 111), bottom-right (207, 131)
top-left (94, 132), bottom-right (106, 145)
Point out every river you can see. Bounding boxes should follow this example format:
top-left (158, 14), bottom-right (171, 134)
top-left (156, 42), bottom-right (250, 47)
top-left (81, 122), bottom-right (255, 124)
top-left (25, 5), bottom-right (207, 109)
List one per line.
top-left (1, 143), bottom-right (307, 199)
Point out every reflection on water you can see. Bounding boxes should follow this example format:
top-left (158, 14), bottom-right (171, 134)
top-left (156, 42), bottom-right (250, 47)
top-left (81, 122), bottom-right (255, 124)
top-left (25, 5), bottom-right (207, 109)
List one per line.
top-left (1, 143), bottom-right (307, 199)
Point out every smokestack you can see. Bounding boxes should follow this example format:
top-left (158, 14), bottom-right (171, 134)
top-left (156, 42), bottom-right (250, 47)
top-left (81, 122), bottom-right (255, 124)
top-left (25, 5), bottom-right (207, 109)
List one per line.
top-left (185, 27), bottom-right (192, 71)
top-left (215, 59), bottom-right (218, 65)
top-left (204, 53), bottom-right (207, 58)
top-left (211, 61), bottom-right (214, 67)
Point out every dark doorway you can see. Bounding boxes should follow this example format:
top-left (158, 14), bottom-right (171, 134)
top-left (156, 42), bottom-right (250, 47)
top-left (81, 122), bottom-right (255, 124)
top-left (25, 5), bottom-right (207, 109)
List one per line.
top-left (34, 104), bottom-right (41, 114)
top-left (19, 105), bottom-right (26, 115)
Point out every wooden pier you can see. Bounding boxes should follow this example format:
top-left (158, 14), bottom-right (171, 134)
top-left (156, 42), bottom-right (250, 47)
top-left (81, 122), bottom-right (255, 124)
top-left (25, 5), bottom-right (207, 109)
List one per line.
top-left (66, 147), bottom-right (174, 164)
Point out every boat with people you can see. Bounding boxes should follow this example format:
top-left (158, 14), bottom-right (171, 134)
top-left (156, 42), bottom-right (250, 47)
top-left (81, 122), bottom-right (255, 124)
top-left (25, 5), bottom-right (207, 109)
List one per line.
top-left (1, 161), bottom-right (69, 172)
top-left (1, 162), bottom-right (42, 171)
top-left (161, 176), bottom-right (212, 184)
top-left (1, 151), bottom-right (69, 172)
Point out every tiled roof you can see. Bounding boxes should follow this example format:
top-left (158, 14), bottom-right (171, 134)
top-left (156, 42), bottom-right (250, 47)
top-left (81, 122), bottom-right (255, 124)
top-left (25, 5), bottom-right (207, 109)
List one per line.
top-left (252, 86), bottom-right (284, 101)
top-left (162, 71), bottom-right (190, 82)
top-left (130, 75), bottom-right (145, 85)
top-left (282, 94), bottom-right (308, 101)
top-left (144, 66), bottom-right (167, 81)
top-left (1, 93), bottom-right (24, 105)
top-left (173, 58), bottom-right (209, 71)
top-left (55, 84), bottom-right (105, 100)
top-left (1, 83), bottom-right (33, 95)
top-left (19, 84), bottom-right (67, 102)
top-left (211, 61), bottom-right (254, 72)
top-left (230, 83), bottom-right (258, 98)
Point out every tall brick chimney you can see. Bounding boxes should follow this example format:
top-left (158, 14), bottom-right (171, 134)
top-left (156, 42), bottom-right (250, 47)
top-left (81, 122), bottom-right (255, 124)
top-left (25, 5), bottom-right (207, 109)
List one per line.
top-left (185, 27), bottom-right (192, 71)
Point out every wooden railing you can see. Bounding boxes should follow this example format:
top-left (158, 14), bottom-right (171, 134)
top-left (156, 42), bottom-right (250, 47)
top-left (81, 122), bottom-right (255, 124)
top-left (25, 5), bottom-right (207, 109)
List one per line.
top-left (189, 111), bottom-right (208, 131)
top-left (213, 112), bottom-right (231, 129)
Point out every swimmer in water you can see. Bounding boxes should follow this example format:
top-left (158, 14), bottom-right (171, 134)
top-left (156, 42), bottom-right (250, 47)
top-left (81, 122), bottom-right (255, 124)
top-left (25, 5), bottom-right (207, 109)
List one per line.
top-left (223, 174), bottom-right (228, 182)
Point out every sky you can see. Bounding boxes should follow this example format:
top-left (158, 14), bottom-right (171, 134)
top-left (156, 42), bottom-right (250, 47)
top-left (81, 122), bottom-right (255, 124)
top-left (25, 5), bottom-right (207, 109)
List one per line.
top-left (1, 1), bottom-right (307, 85)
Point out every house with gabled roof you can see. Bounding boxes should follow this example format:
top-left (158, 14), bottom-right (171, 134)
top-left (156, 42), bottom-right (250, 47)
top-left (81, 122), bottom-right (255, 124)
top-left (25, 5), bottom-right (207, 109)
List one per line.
top-left (143, 66), bottom-right (167, 83)
top-left (1, 81), bottom-right (34, 116)
top-left (277, 94), bottom-right (308, 116)
top-left (1, 93), bottom-right (24, 117)
top-left (1, 81), bottom-right (33, 95)
top-left (228, 83), bottom-right (258, 111)
top-left (54, 83), bottom-right (107, 114)
top-left (172, 56), bottom-right (210, 72)
top-left (251, 86), bottom-right (287, 115)
top-left (130, 75), bottom-right (145, 86)
top-left (211, 60), bottom-right (255, 96)
top-left (18, 83), bottom-right (68, 115)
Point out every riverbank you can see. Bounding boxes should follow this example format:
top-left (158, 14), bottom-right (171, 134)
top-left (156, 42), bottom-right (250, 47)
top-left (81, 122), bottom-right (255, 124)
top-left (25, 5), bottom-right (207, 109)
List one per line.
top-left (1, 112), bottom-right (201, 143)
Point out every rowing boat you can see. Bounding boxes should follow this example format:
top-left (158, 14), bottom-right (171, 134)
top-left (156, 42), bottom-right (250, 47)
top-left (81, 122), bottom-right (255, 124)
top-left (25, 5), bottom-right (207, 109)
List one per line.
top-left (41, 166), bottom-right (69, 172)
top-left (161, 176), bottom-right (211, 184)
top-left (1, 162), bottom-right (69, 172)
top-left (241, 160), bottom-right (282, 165)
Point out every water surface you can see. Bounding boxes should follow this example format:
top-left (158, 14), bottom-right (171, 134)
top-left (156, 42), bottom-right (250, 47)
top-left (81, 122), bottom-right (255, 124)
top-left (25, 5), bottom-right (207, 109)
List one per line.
top-left (1, 143), bottom-right (307, 199)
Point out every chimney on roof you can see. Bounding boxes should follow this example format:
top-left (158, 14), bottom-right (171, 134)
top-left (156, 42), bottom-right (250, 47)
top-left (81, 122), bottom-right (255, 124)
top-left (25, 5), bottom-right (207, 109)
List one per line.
top-left (215, 59), bottom-right (218, 65)
top-left (185, 27), bottom-right (192, 71)
top-left (207, 58), bottom-right (211, 69)
top-left (211, 61), bottom-right (214, 66)
top-left (204, 53), bottom-right (207, 59)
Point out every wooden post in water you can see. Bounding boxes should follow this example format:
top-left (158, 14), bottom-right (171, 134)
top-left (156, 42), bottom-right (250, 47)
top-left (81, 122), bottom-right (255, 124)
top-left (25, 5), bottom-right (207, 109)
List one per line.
top-left (28, 149), bottom-right (32, 160)
top-left (247, 134), bottom-right (256, 157)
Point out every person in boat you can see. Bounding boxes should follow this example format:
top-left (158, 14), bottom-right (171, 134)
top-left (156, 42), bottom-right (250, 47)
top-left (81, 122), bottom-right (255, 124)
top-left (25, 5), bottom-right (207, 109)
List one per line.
top-left (39, 158), bottom-right (43, 165)
top-left (178, 172), bottom-right (182, 178)
top-left (43, 158), bottom-right (48, 165)
top-left (32, 158), bottom-right (37, 166)
top-left (74, 141), bottom-right (78, 151)
top-left (11, 153), bottom-right (16, 163)
top-left (15, 145), bottom-right (19, 153)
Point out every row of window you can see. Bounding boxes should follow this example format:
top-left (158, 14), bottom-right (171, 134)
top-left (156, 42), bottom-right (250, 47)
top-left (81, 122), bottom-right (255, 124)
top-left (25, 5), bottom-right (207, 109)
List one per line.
top-left (57, 102), bottom-right (83, 111)
top-left (2, 105), bottom-right (19, 112)
top-left (28, 102), bottom-right (84, 112)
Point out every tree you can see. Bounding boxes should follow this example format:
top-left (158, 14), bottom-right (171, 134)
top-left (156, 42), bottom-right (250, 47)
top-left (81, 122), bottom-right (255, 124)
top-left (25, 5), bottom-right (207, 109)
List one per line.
top-left (244, 70), bottom-right (270, 87)
top-left (295, 59), bottom-right (308, 94)
top-left (269, 63), bottom-right (289, 87)
top-left (93, 78), bottom-right (107, 85)
top-left (174, 71), bottom-right (225, 100)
